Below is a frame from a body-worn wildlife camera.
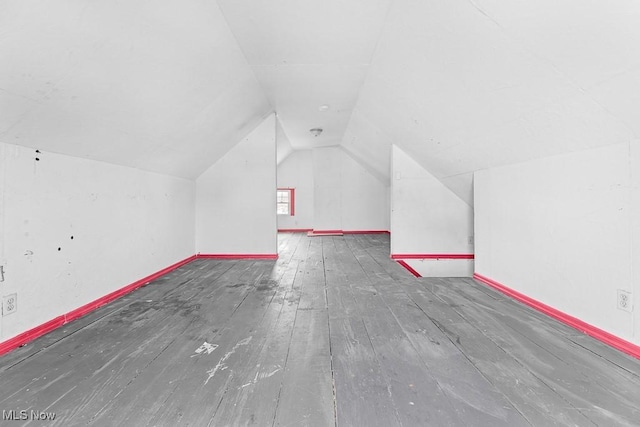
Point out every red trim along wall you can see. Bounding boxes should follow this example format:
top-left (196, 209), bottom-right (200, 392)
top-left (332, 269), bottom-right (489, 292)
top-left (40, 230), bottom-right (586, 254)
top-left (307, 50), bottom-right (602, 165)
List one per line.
top-left (0, 253), bottom-right (279, 357)
top-left (196, 254), bottom-right (278, 260)
top-left (277, 229), bottom-right (390, 234)
top-left (343, 230), bottom-right (390, 234)
top-left (0, 255), bottom-right (197, 357)
top-left (391, 254), bottom-right (474, 259)
top-left (474, 273), bottom-right (640, 360)
top-left (290, 188), bottom-right (295, 216)
top-left (396, 260), bottom-right (421, 278)
top-left (308, 230), bottom-right (344, 236)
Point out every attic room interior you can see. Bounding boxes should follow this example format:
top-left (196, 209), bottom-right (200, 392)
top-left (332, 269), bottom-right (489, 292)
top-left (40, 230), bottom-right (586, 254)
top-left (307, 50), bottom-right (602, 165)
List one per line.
top-left (1, 0), bottom-right (639, 425)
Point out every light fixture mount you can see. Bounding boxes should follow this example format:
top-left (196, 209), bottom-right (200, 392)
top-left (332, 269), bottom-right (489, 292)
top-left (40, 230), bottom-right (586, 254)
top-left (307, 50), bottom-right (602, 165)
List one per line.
top-left (310, 128), bottom-right (323, 137)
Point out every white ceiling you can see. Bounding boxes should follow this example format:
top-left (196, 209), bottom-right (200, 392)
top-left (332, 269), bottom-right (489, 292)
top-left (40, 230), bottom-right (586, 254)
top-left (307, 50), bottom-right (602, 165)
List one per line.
top-left (345, 0), bottom-right (640, 204)
top-left (0, 0), bottom-right (271, 179)
top-left (2, 0), bottom-right (639, 203)
top-left (216, 0), bottom-right (392, 149)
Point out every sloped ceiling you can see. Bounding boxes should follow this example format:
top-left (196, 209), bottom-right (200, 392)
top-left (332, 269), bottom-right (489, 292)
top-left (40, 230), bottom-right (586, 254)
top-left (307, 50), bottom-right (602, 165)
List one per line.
top-left (2, 0), bottom-right (639, 199)
top-left (0, 0), bottom-right (270, 179)
top-left (276, 119), bottom-right (293, 165)
top-left (348, 0), bottom-right (640, 204)
top-left (216, 0), bottom-right (392, 149)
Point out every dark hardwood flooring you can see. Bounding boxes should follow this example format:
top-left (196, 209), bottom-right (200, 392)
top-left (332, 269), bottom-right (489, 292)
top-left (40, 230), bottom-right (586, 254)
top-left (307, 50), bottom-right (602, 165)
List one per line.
top-left (1, 233), bottom-right (639, 426)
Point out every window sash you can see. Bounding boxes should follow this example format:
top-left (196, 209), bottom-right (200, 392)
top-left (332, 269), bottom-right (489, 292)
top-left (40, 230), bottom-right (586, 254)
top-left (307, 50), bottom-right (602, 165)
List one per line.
top-left (277, 188), bottom-right (295, 216)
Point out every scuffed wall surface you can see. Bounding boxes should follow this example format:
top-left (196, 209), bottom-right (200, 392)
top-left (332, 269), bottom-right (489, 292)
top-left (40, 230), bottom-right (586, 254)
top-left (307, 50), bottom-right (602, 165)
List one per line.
top-left (0, 142), bottom-right (195, 341)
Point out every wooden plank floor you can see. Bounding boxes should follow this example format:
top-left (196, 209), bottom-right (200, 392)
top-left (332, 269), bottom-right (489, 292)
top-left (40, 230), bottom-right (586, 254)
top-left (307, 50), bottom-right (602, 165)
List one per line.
top-left (1, 232), bottom-right (640, 426)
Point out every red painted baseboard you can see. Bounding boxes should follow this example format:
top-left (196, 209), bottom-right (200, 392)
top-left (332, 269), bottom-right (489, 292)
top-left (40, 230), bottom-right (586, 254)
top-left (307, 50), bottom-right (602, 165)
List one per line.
top-left (396, 260), bottom-right (421, 278)
top-left (473, 273), bottom-right (640, 360)
top-left (343, 230), bottom-right (390, 234)
top-left (65, 255), bottom-right (198, 323)
top-left (391, 254), bottom-right (474, 260)
top-left (0, 253), bottom-right (281, 357)
top-left (0, 316), bottom-right (66, 357)
top-left (308, 230), bottom-right (344, 236)
top-left (0, 255), bottom-right (198, 357)
top-left (280, 229), bottom-right (390, 236)
top-left (196, 254), bottom-right (278, 260)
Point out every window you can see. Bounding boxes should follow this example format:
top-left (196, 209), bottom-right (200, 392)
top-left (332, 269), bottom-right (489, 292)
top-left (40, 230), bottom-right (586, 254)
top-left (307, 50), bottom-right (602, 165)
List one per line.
top-left (277, 188), bottom-right (295, 216)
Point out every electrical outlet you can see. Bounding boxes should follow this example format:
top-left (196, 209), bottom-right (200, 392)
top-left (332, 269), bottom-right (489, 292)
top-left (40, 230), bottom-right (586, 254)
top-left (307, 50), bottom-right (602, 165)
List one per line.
top-left (617, 290), bottom-right (632, 312)
top-left (2, 293), bottom-right (17, 316)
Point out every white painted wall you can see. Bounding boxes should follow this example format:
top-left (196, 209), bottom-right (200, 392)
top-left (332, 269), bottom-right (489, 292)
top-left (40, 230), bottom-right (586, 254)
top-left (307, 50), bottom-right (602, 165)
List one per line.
top-left (276, 120), bottom-right (294, 166)
top-left (632, 139), bottom-right (640, 344)
top-left (313, 148), bottom-right (343, 231)
top-left (311, 147), bottom-right (389, 232)
top-left (277, 150), bottom-right (314, 230)
top-left (475, 142), bottom-right (638, 345)
top-left (0, 142), bottom-right (195, 342)
top-left (403, 259), bottom-right (475, 279)
top-left (196, 114), bottom-right (277, 255)
top-left (340, 150), bottom-right (389, 231)
top-left (0, 144), bottom-right (6, 339)
top-left (277, 147), bottom-right (388, 232)
top-left (391, 145), bottom-right (474, 276)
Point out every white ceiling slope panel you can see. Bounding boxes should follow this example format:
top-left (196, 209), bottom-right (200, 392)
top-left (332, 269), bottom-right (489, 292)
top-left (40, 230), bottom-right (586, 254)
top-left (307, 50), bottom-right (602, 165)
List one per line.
top-left (217, 0), bottom-right (392, 149)
top-left (351, 0), bottom-right (639, 204)
top-left (0, 0), bottom-right (270, 178)
top-left (276, 118), bottom-right (294, 165)
top-left (340, 107), bottom-right (392, 183)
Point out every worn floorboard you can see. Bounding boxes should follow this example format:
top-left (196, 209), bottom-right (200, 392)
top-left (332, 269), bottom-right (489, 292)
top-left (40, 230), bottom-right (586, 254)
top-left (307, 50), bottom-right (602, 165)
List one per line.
top-left (1, 233), bottom-right (639, 426)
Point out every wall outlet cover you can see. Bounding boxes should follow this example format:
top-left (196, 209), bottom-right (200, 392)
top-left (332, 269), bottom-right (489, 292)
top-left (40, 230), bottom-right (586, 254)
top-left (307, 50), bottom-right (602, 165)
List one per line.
top-left (2, 293), bottom-right (17, 316)
top-left (617, 289), bottom-right (632, 312)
